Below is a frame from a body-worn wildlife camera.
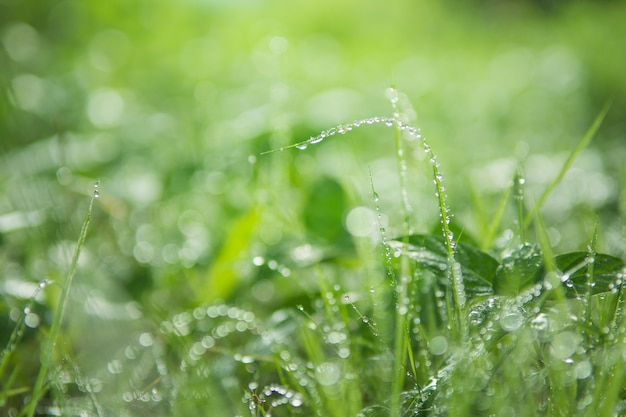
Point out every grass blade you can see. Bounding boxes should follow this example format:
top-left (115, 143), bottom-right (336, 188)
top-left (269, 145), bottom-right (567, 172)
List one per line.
top-left (514, 165), bottom-right (526, 242)
top-left (481, 174), bottom-right (514, 251)
top-left (524, 101), bottom-right (612, 228)
top-left (389, 88), bottom-right (412, 417)
top-left (22, 186), bottom-right (97, 417)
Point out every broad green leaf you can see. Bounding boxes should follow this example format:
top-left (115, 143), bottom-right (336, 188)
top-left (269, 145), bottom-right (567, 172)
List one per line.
top-left (554, 252), bottom-right (626, 298)
top-left (493, 243), bottom-right (543, 296)
top-left (391, 234), bottom-right (499, 298)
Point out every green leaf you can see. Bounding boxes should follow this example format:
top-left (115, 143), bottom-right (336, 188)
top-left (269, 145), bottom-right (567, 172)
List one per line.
top-left (493, 243), bottom-right (544, 296)
top-left (303, 176), bottom-right (351, 245)
top-left (391, 234), bottom-right (499, 298)
top-left (554, 252), bottom-right (626, 298)
top-left (200, 208), bottom-right (260, 302)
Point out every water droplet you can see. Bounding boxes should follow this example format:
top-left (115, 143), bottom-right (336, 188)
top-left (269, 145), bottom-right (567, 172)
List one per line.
top-left (24, 312), bottom-right (40, 328)
top-left (315, 362), bottom-right (341, 386)
top-left (551, 331), bottom-right (580, 360)
top-left (429, 335), bottom-right (448, 356)
top-left (138, 332), bottom-right (153, 347)
top-left (295, 142), bottom-right (308, 150)
top-left (327, 331), bottom-right (346, 344)
top-left (500, 312), bottom-right (524, 332)
top-left (107, 359), bottom-right (123, 374)
top-left (575, 360), bottom-right (592, 380)
top-left (93, 190), bottom-right (100, 198)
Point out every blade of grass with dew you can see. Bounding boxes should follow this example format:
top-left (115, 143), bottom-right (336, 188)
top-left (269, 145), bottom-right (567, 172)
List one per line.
top-left (608, 258), bottom-right (626, 339)
top-left (390, 89), bottom-right (463, 360)
top-left (369, 167), bottom-right (395, 287)
top-left (0, 282), bottom-right (46, 408)
top-left (388, 87), bottom-right (468, 410)
top-left (390, 107), bottom-right (412, 417)
top-left (426, 142), bottom-right (467, 343)
top-left (514, 165), bottom-right (526, 243)
top-left (534, 209), bottom-right (569, 306)
top-left (0, 278), bottom-right (48, 384)
top-left (582, 222), bottom-right (598, 333)
top-left (524, 102), bottom-right (612, 229)
top-left (22, 185), bottom-right (97, 417)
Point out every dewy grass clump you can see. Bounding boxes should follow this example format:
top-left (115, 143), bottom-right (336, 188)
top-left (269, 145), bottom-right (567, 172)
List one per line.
top-left (1, 90), bottom-right (625, 417)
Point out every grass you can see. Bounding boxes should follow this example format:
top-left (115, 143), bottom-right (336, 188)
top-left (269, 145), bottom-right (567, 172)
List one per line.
top-left (2, 2), bottom-right (625, 415)
top-left (1, 89), bottom-right (624, 417)
top-left (23, 183), bottom-right (97, 417)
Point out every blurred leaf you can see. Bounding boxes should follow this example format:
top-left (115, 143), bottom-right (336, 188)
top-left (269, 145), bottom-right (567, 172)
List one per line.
top-left (199, 208), bottom-right (259, 302)
top-left (303, 176), bottom-right (351, 246)
top-left (493, 243), bottom-right (543, 296)
top-left (392, 234), bottom-right (499, 298)
top-left (554, 252), bottom-right (626, 298)
top-left (491, 245), bottom-right (625, 299)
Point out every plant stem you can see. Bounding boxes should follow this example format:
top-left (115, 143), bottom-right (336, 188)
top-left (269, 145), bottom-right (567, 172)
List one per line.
top-left (390, 113), bottom-right (411, 417)
top-left (524, 102), bottom-right (611, 229)
top-left (23, 192), bottom-right (95, 417)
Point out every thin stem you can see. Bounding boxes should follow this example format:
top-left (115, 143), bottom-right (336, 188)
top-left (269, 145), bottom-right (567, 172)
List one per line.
top-left (514, 165), bottom-right (526, 243)
top-left (390, 104), bottom-right (412, 417)
top-left (428, 148), bottom-right (466, 343)
top-left (23, 189), bottom-right (96, 417)
top-left (524, 102), bottom-right (611, 228)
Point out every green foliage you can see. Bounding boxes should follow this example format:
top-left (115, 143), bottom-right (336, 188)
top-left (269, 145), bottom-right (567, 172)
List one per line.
top-left (493, 243), bottom-right (544, 296)
top-left (3, 104), bottom-right (626, 417)
top-left (303, 176), bottom-right (351, 246)
top-left (392, 234), bottom-right (498, 298)
top-left (1, 1), bottom-right (626, 416)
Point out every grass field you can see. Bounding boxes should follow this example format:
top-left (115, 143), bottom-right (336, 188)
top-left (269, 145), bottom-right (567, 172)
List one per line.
top-left (1, 1), bottom-right (625, 416)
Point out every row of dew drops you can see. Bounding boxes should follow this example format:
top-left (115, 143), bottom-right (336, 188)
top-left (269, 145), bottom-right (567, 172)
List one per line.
top-left (102, 303), bottom-right (309, 411)
top-left (269, 115), bottom-right (422, 154)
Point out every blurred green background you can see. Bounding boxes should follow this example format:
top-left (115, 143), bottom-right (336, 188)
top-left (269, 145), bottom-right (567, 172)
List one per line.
top-left (1, 0), bottom-right (625, 381)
